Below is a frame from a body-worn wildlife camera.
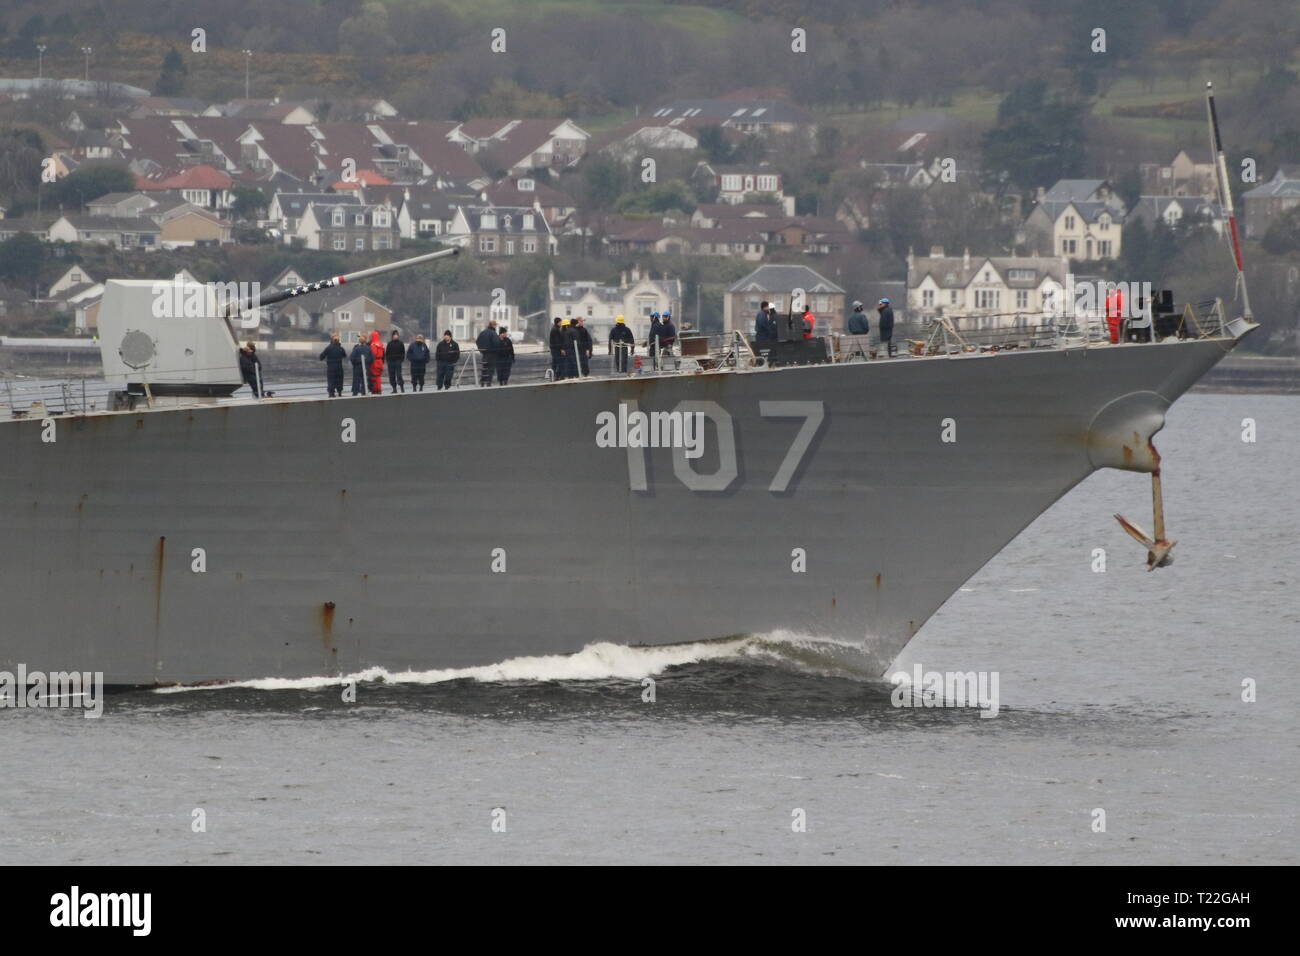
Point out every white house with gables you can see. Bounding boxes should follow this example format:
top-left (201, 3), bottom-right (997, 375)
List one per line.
top-left (906, 248), bottom-right (1069, 330)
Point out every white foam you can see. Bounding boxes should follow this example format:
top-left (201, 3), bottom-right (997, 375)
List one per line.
top-left (154, 632), bottom-right (878, 693)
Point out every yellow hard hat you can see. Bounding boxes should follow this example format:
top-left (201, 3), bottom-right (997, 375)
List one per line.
top-left (560, 318), bottom-right (571, 326)
top-left (616, 315), bottom-right (625, 323)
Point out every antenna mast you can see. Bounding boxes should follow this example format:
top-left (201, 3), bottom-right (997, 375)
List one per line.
top-left (1205, 81), bottom-right (1253, 321)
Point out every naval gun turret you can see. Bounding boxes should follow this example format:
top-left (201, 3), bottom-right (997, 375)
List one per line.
top-left (97, 246), bottom-right (459, 407)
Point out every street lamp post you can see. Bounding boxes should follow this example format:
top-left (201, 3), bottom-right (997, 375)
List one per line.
top-left (36, 44), bottom-right (46, 81)
top-left (242, 50), bottom-right (252, 100)
top-left (81, 46), bottom-right (92, 83)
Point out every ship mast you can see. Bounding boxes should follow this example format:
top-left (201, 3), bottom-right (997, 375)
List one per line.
top-left (1205, 81), bottom-right (1253, 321)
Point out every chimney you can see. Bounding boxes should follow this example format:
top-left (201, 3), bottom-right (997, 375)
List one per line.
top-left (963, 248), bottom-right (970, 269)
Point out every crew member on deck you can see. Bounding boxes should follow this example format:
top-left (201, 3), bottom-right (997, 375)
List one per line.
top-left (319, 331), bottom-right (347, 397)
top-left (1105, 285), bottom-right (1125, 345)
top-left (367, 330), bottom-right (385, 394)
top-left (386, 331), bottom-right (406, 393)
top-left (801, 306), bottom-right (815, 339)
top-left (848, 300), bottom-right (869, 334)
top-left (658, 310), bottom-right (677, 360)
top-left (496, 327), bottom-right (515, 385)
top-left (549, 317), bottom-right (564, 380)
top-left (239, 342), bottom-right (263, 397)
top-left (435, 330), bottom-right (459, 390)
top-left (755, 301), bottom-right (774, 343)
top-left (574, 316), bottom-right (593, 377)
top-left (609, 315), bottom-right (634, 373)
top-left (876, 298), bottom-right (896, 357)
top-left (408, 334), bottom-right (431, 391)
top-left (476, 319), bottom-right (499, 386)
top-left (647, 311), bottom-right (662, 364)
top-left (349, 337), bottom-right (368, 395)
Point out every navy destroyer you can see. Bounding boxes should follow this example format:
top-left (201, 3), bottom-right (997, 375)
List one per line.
top-left (0, 86), bottom-right (1260, 686)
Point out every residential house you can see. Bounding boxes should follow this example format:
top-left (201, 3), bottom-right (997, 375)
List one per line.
top-left (392, 188), bottom-right (466, 240)
top-left (696, 162), bottom-right (795, 213)
top-left (135, 163), bottom-right (235, 211)
top-left (602, 219), bottom-right (769, 261)
top-left (450, 119), bottom-right (590, 174)
top-left (87, 192), bottom-right (159, 218)
top-left (646, 95), bottom-right (814, 136)
top-left (204, 98), bottom-right (319, 125)
top-left (372, 121), bottom-right (489, 187)
top-left (1022, 180), bottom-right (1127, 261)
top-left (548, 266), bottom-right (682, 342)
top-left (1242, 165), bottom-right (1300, 238)
top-left (594, 117), bottom-right (711, 161)
top-left (47, 215), bottom-right (160, 249)
top-left (267, 190), bottom-right (360, 236)
top-left (1139, 149), bottom-right (1218, 199)
top-left (0, 218), bottom-right (54, 242)
top-left (906, 248), bottom-right (1068, 333)
top-left (435, 293), bottom-right (521, 343)
top-left (481, 175), bottom-right (577, 226)
top-left (296, 201), bottom-right (399, 252)
top-left (723, 264), bottom-right (846, 335)
top-left (446, 205), bottom-right (556, 257)
top-left (276, 290), bottom-right (392, 342)
top-left (1128, 195), bottom-right (1226, 236)
top-left (158, 206), bottom-right (233, 247)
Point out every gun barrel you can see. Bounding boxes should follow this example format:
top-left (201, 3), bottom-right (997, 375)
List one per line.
top-left (232, 246), bottom-right (459, 314)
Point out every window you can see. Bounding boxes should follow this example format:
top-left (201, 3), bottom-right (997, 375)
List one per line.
top-left (1064, 215), bottom-right (1076, 230)
top-left (1062, 239), bottom-right (1077, 255)
top-left (921, 289), bottom-right (935, 307)
top-left (332, 211), bottom-right (344, 227)
top-left (374, 210), bottom-right (390, 227)
top-left (355, 237), bottom-right (366, 250)
top-left (975, 289), bottom-right (1000, 309)
top-left (364, 312), bottom-right (375, 324)
top-left (1016, 290), bottom-right (1029, 309)
top-left (355, 214), bottom-right (365, 226)
top-left (518, 178), bottom-right (534, 191)
top-left (950, 290), bottom-right (959, 305)
top-left (333, 236), bottom-right (346, 250)
top-left (338, 310), bottom-right (352, 323)
top-left (1098, 240), bottom-right (1112, 257)
top-left (722, 175), bottom-right (741, 191)
top-left (376, 234), bottom-right (391, 250)
top-left (1008, 269), bottom-right (1034, 281)
top-left (522, 238), bottom-right (536, 253)
top-left (586, 306), bottom-right (594, 317)
top-left (505, 239), bottom-right (515, 255)
top-left (481, 214), bottom-right (497, 230)
top-left (479, 236), bottom-right (496, 253)
top-left (523, 214), bottom-right (534, 231)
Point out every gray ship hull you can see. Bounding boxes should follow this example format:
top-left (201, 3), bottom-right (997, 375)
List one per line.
top-left (1, 338), bottom-right (1239, 685)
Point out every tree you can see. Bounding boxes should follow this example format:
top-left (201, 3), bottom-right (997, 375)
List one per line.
top-left (156, 47), bottom-right (188, 97)
top-left (981, 83), bottom-right (1088, 195)
top-left (1262, 207), bottom-right (1300, 254)
top-left (696, 125), bottom-right (733, 165)
top-left (47, 164), bottom-right (136, 209)
top-left (0, 232), bottom-right (44, 283)
top-left (231, 185), bottom-right (267, 221)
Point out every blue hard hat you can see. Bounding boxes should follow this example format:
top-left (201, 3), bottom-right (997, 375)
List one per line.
top-left (650, 311), bottom-right (660, 318)
top-left (662, 309), bottom-right (672, 316)
top-left (878, 297), bottom-right (890, 304)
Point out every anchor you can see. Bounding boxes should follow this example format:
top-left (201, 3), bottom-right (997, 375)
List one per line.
top-left (1114, 444), bottom-right (1176, 570)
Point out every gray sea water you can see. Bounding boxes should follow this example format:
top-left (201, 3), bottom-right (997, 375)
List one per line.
top-left (2, 392), bottom-right (1297, 866)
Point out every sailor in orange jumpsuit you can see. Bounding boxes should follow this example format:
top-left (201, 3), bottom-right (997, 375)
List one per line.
top-left (367, 329), bottom-right (385, 393)
top-left (1105, 286), bottom-right (1125, 345)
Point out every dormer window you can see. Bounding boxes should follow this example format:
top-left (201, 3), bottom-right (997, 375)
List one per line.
top-left (481, 213), bottom-right (497, 231)
top-left (518, 178), bottom-right (534, 191)
top-left (523, 213), bottom-right (534, 231)
top-left (332, 210), bottom-right (344, 227)
top-left (354, 213), bottom-right (365, 226)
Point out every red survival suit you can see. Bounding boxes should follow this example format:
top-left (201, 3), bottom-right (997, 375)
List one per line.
top-left (802, 309), bottom-right (815, 339)
top-left (367, 330), bottom-right (385, 393)
top-left (1105, 288), bottom-right (1124, 345)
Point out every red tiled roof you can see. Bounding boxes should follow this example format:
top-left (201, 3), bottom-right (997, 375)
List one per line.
top-left (158, 164), bottom-right (233, 189)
